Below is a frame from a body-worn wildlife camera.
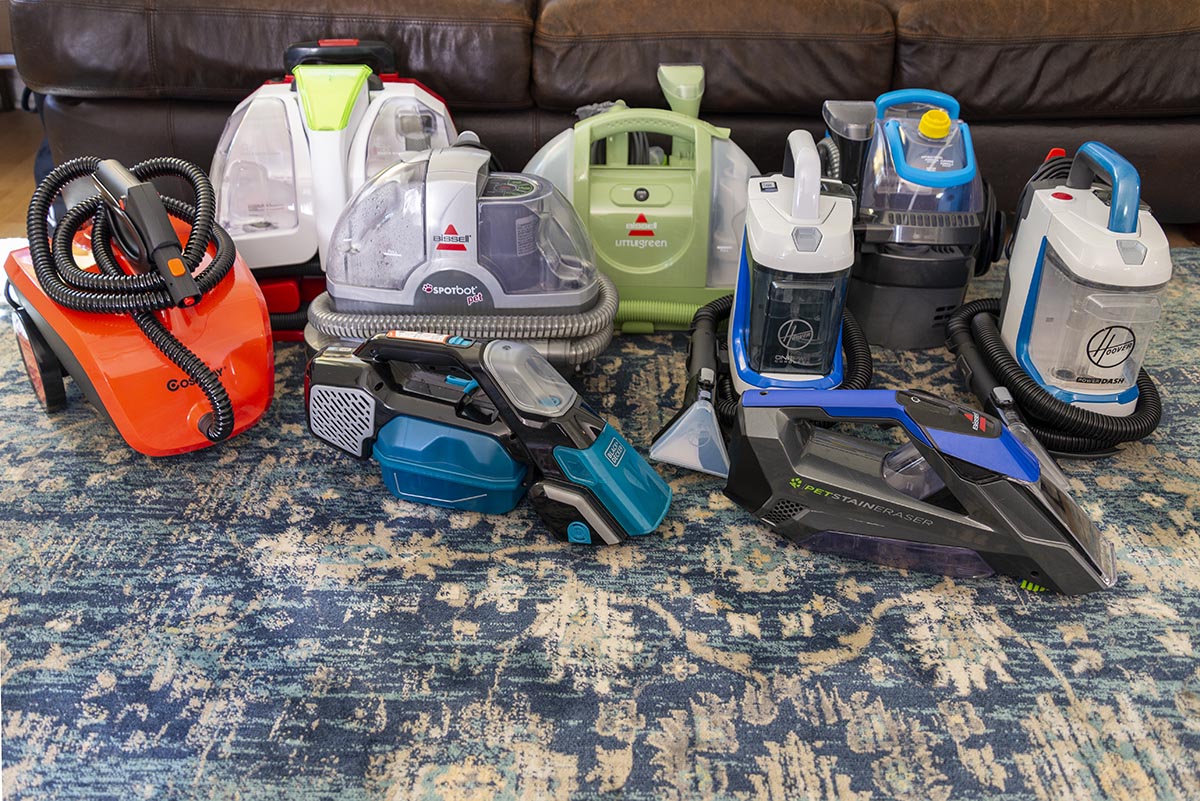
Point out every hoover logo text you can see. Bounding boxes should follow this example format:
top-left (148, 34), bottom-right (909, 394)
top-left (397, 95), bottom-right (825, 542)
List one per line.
top-left (1086, 326), bottom-right (1136, 368)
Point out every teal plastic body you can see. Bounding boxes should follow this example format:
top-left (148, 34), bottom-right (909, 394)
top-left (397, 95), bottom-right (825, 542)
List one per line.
top-left (372, 416), bottom-right (527, 514)
top-left (553, 424), bottom-right (672, 537)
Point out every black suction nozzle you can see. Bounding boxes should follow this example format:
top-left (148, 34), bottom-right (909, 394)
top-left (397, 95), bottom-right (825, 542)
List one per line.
top-left (93, 159), bottom-right (201, 309)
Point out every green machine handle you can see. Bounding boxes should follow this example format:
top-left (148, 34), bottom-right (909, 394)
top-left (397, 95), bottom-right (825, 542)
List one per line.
top-left (576, 107), bottom-right (729, 168)
top-left (579, 108), bottom-right (730, 146)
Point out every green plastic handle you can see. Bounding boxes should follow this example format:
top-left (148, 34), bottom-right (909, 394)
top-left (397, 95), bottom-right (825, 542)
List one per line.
top-left (578, 107), bottom-right (729, 145)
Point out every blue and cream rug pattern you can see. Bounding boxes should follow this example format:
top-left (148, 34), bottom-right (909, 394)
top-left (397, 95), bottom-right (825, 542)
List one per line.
top-left (3, 253), bottom-right (1200, 800)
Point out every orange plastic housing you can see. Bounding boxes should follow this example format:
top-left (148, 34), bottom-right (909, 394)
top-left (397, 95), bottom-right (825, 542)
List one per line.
top-left (4, 220), bottom-right (275, 455)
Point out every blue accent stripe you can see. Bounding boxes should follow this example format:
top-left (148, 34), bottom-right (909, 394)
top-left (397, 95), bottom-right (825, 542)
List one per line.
top-left (743, 389), bottom-right (934, 447)
top-left (884, 119), bottom-right (977, 189)
top-left (729, 237), bottom-right (845, 391)
top-left (1075, 141), bottom-right (1140, 234)
top-left (1015, 237), bottom-right (1141, 406)
top-left (874, 89), bottom-right (960, 120)
top-left (743, 388), bottom-right (1040, 483)
top-left (923, 427), bottom-right (1039, 484)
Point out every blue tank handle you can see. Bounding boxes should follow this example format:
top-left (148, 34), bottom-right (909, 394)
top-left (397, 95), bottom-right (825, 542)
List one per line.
top-left (875, 89), bottom-right (960, 120)
top-left (884, 120), bottom-right (977, 189)
top-left (1066, 141), bottom-right (1140, 234)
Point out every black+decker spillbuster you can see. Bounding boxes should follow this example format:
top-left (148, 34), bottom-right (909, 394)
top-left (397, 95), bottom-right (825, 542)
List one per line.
top-left (305, 331), bottom-right (672, 544)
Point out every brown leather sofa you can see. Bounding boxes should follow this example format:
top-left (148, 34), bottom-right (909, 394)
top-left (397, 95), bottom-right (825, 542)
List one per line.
top-left (10, 0), bottom-right (1200, 220)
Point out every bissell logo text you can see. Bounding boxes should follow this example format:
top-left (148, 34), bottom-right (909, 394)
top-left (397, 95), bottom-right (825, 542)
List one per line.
top-left (434, 224), bottom-right (470, 251)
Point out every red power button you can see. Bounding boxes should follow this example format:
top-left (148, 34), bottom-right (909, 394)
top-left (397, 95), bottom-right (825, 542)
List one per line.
top-left (1051, 192), bottom-right (1074, 201)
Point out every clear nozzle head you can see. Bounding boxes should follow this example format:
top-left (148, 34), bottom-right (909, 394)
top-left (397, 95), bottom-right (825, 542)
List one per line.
top-left (650, 399), bottom-right (730, 478)
top-left (821, 100), bottom-right (876, 143)
top-left (657, 63), bottom-right (706, 119)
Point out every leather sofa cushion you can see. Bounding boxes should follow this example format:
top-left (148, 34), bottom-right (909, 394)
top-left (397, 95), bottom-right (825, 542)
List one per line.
top-left (895, 0), bottom-right (1200, 119)
top-left (1, 1), bottom-right (12, 54)
top-left (10, 0), bottom-right (535, 108)
top-left (533, 0), bottom-right (895, 114)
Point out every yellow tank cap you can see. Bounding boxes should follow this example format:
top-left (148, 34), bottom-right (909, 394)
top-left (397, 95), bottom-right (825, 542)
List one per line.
top-left (919, 109), bottom-right (952, 139)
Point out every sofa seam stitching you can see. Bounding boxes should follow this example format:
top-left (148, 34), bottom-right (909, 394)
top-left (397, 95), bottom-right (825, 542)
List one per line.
top-left (533, 31), bottom-right (895, 43)
top-left (899, 27), bottom-right (1200, 45)
top-left (11, 0), bottom-right (534, 27)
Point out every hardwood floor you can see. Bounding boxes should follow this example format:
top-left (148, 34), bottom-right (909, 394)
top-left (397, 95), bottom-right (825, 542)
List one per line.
top-left (0, 109), bottom-right (43, 238)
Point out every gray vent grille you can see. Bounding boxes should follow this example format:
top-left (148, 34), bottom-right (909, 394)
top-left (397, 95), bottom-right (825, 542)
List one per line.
top-left (309, 386), bottom-right (375, 456)
top-left (761, 498), bottom-right (807, 526)
top-left (884, 211), bottom-right (978, 229)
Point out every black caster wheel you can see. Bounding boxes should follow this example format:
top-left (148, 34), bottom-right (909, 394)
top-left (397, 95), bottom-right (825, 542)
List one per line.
top-left (12, 304), bottom-right (67, 413)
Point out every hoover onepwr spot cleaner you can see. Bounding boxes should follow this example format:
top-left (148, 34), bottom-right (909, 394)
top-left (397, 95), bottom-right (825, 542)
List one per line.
top-left (306, 331), bottom-right (672, 544)
top-left (303, 136), bottom-right (618, 368)
top-left (821, 90), bottom-right (1004, 349)
top-left (947, 142), bottom-right (1168, 454)
top-left (211, 39), bottom-right (457, 337)
top-left (4, 157), bottom-right (273, 455)
top-left (524, 64), bottom-right (758, 331)
top-left (723, 388), bottom-right (1117, 594)
top-left (651, 131), bottom-right (872, 477)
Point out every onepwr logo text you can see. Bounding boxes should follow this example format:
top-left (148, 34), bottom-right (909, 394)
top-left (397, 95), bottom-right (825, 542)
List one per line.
top-left (167, 367), bottom-right (224, 392)
top-left (789, 477), bottom-right (935, 526)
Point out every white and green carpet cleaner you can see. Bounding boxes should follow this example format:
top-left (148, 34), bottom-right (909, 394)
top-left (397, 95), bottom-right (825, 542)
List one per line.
top-left (210, 40), bottom-right (457, 335)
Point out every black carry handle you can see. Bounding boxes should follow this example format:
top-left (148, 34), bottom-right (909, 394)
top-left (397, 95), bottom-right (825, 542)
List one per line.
top-left (355, 332), bottom-right (507, 416)
top-left (284, 39), bottom-right (397, 74)
top-left (93, 159), bottom-right (202, 308)
top-left (357, 331), bottom-right (484, 373)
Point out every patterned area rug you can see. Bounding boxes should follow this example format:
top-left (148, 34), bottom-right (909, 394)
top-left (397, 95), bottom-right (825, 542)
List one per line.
top-left (3, 252), bottom-right (1199, 800)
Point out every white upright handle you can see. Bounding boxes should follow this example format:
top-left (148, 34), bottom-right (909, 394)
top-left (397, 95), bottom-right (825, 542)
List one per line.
top-left (424, 146), bottom-right (490, 263)
top-left (787, 129), bottom-right (821, 222)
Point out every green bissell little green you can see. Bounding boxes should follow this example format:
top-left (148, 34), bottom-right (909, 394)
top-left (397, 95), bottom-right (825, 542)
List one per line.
top-left (523, 65), bottom-right (759, 332)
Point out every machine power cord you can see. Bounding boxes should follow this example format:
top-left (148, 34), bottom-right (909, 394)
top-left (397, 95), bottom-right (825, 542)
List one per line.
top-left (26, 156), bottom-right (238, 442)
top-left (946, 298), bottom-right (1162, 455)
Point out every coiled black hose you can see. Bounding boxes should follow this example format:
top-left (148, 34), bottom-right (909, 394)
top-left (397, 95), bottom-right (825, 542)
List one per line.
top-left (26, 156), bottom-right (237, 442)
top-left (946, 298), bottom-right (1162, 454)
top-left (270, 308), bottom-right (312, 331)
top-left (681, 294), bottom-right (873, 427)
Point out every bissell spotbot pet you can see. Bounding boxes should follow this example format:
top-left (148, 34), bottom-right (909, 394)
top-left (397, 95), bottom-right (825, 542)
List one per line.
top-left (303, 136), bottom-right (619, 368)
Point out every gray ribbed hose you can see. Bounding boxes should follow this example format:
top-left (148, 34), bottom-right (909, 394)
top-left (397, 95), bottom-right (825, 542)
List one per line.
top-left (307, 272), bottom-right (619, 366)
top-left (817, 137), bottom-right (841, 180)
